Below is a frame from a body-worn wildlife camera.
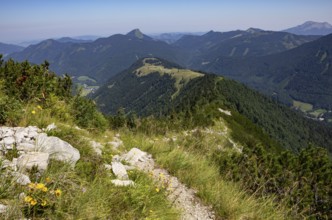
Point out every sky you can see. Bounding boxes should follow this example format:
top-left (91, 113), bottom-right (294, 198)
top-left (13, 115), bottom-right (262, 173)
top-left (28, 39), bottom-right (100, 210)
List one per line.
top-left (1, 0), bottom-right (332, 44)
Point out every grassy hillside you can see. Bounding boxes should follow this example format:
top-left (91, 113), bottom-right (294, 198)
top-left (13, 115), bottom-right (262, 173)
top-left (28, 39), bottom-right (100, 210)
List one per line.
top-left (1, 57), bottom-right (331, 219)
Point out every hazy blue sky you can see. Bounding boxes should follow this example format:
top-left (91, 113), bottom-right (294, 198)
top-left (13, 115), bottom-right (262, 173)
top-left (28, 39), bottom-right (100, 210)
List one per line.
top-left (1, 0), bottom-right (332, 43)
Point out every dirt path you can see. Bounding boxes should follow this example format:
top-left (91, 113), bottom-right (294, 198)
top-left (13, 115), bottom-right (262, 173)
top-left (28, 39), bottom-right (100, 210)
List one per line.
top-left (119, 148), bottom-right (215, 220)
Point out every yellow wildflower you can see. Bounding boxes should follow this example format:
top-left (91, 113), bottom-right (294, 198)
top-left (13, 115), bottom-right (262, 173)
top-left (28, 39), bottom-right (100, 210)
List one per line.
top-left (149, 210), bottom-right (153, 213)
top-left (28, 182), bottom-right (36, 189)
top-left (37, 105), bottom-right (42, 110)
top-left (31, 110), bottom-right (36, 114)
top-left (41, 200), bottom-right (47, 207)
top-left (24, 196), bottom-right (33, 203)
top-left (30, 199), bottom-right (37, 206)
top-left (55, 189), bottom-right (62, 197)
top-left (36, 183), bottom-right (45, 190)
top-left (155, 188), bottom-right (160, 193)
top-left (159, 173), bottom-right (165, 179)
top-left (45, 177), bottom-right (51, 183)
top-left (42, 186), bottom-right (48, 192)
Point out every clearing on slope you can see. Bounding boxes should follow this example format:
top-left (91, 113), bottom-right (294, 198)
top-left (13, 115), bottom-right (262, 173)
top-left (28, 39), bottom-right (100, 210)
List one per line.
top-left (134, 58), bottom-right (203, 98)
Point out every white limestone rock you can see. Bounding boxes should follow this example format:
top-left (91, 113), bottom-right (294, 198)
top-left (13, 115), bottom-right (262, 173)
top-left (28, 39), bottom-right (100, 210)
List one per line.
top-left (111, 179), bottom-right (135, 187)
top-left (17, 143), bottom-right (36, 152)
top-left (111, 162), bottom-right (129, 180)
top-left (90, 141), bottom-right (103, 156)
top-left (121, 148), bottom-right (154, 171)
top-left (112, 155), bottom-right (121, 162)
top-left (35, 134), bottom-right (80, 165)
top-left (0, 127), bottom-right (14, 137)
top-left (14, 128), bottom-right (27, 143)
top-left (104, 164), bottom-right (112, 171)
top-left (124, 165), bottom-right (135, 171)
top-left (12, 172), bottom-right (31, 185)
top-left (17, 152), bottom-right (49, 171)
top-left (0, 204), bottom-right (7, 214)
top-left (3, 136), bottom-right (15, 147)
top-left (45, 123), bottom-right (57, 132)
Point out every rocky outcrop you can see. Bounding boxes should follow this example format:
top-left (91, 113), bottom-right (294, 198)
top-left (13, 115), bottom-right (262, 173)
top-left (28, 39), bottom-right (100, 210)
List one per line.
top-left (35, 134), bottom-right (80, 165)
top-left (17, 152), bottom-right (50, 171)
top-left (0, 125), bottom-right (80, 185)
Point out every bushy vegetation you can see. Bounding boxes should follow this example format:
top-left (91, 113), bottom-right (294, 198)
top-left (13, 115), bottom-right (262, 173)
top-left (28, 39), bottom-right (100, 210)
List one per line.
top-left (0, 55), bottom-right (106, 130)
top-left (0, 57), bottom-right (179, 219)
top-left (119, 114), bottom-right (332, 219)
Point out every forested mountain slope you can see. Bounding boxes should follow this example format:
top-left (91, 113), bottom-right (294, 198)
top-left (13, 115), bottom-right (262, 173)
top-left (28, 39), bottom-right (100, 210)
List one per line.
top-left (196, 33), bottom-right (332, 110)
top-left (9, 29), bottom-right (183, 83)
top-left (92, 58), bottom-right (332, 153)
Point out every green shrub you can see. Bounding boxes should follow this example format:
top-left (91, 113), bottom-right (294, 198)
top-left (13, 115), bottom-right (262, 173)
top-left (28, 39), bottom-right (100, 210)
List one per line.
top-left (71, 96), bottom-right (108, 130)
top-left (0, 92), bottom-right (23, 126)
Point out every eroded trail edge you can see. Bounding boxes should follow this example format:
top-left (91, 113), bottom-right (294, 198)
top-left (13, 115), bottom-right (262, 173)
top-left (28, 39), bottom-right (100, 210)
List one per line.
top-left (115, 147), bottom-right (215, 220)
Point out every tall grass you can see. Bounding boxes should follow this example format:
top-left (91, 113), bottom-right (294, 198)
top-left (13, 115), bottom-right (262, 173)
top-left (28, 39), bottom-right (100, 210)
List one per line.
top-left (0, 125), bottom-right (179, 219)
top-left (121, 126), bottom-right (289, 220)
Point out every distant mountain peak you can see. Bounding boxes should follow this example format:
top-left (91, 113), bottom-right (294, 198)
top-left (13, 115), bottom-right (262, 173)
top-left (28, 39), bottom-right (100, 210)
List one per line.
top-left (283, 21), bottom-right (332, 35)
top-left (203, 30), bottom-right (216, 36)
top-left (126, 29), bottom-right (149, 40)
top-left (303, 21), bottom-right (332, 27)
top-left (246, 28), bottom-right (264, 34)
top-left (55, 37), bottom-right (92, 43)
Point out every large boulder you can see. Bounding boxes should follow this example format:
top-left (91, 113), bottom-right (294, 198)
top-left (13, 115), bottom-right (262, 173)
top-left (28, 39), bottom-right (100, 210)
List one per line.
top-left (35, 134), bottom-right (80, 165)
top-left (17, 152), bottom-right (49, 171)
top-left (121, 148), bottom-right (154, 171)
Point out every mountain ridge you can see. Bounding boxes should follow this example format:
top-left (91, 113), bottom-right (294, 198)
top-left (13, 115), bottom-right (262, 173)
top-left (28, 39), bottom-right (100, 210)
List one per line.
top-left (0, 42), bottom-right (24, 57)
top-left (8, 29), bottom-right (184, 82)
top-left (91, 57), bottom-right (332, 153)
top-left (195, 33), bottom-right (332, 111)
top-left (283, 21), bottom-right (332, 35)
top-left (8, 28), bottom-right (318, 83)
